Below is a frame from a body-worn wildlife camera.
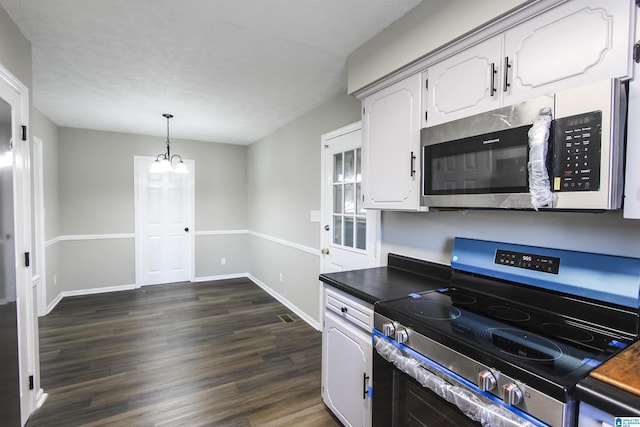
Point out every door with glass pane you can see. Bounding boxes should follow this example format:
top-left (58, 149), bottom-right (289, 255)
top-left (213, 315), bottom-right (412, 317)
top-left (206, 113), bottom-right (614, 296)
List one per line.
top-left (321, 122), bottom-right (380, 274)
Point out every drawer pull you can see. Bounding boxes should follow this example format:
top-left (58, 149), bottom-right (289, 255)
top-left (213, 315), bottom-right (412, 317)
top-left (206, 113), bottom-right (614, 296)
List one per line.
top-left (340, 307), bottom-right (348, 313)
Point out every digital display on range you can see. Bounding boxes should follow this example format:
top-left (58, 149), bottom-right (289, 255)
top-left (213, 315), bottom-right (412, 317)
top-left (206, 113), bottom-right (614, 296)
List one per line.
top-left (494, 249), bottom-right (560, 274)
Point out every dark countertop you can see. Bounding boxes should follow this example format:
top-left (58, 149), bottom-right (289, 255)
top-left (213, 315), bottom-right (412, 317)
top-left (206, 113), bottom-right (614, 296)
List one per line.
top-left (576, 377), bottom-right (640, 416)
top-left (319, 253), bottom-right (451, 305)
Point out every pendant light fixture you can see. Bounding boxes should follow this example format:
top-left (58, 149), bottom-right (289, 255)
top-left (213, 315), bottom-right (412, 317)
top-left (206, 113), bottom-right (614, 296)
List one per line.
top-left (150, 113), bottom-right (188, 174)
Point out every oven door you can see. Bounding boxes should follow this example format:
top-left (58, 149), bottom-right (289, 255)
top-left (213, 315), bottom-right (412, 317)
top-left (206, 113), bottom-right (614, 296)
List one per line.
top-left (372, 332), bottom-right (548, 427)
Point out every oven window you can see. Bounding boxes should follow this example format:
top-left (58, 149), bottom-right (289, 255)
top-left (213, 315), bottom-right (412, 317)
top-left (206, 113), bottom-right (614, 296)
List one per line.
top-left (424, 125), bottom-right (531, 195)
top-left (374, 351), bottom-right (481, 427)
top-left (394, 370), bottom-right (481, 426)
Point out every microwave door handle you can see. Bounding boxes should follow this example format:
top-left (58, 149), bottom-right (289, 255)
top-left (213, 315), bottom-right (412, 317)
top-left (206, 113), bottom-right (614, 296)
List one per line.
top-left (410, 151), bottom-right (416, 177)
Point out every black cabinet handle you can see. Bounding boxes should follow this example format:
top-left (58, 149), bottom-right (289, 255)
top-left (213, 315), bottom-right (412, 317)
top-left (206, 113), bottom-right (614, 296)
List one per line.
top-left (363, 373), bottom-right (370, 399)
top-left (503, 56), bottom-right (511, 92)
top-left (410, 151), bottom-right (416, 177)
top-left (490, 62), bottom-right (497, 97)
top-left (340, 307), bottom-right (348, 313)
top-left (184, 227), bottom-right (189, 232)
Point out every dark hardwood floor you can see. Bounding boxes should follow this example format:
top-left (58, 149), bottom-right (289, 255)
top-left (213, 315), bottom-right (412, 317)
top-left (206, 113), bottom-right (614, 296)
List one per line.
top-left (27, 278), bottom-right (340, 426)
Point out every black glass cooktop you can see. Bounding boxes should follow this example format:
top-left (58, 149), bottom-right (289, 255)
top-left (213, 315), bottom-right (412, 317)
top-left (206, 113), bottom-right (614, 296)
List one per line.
top-left (375, 286), bottom-right (633, 389)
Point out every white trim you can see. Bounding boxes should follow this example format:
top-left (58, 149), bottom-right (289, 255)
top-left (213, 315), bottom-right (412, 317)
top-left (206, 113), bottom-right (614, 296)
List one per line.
top-left (33, 137), bottom-right (47, 317)
top-left (193, 273), bottom-right (248, 282)
top-left (45, 230), bottom-right (251, 247)
top-left (57, 233), bottom-right (135, 241)
top-left (247, 274), bottom-right (320, 331)
top-left (36, 389), bottom-right (48, 409)
top-left (248, 231), bottom-right (320, 257)
top-left (195, 229), bottom-right (249, 236)
top-left (45, 284), bottom-right (137, 315)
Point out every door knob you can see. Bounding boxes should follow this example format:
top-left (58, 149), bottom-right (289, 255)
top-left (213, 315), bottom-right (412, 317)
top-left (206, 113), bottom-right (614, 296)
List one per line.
top-left (184, 227), bottom-right (189, 232)
top-left (324, 224), bottom-right (330, 231)
top-left (321, 248), bottom-right (330, 255)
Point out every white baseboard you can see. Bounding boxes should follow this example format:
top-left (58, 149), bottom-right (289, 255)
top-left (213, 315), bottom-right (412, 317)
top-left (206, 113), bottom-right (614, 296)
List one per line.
top-left (193, 273), bottom-right (248, 282)
top-left (36, 388), bottom-right (48, 409)
top-left (247, 274), bottom-right (320, 331)
top-left (45, 284), bottom-right (136, 315)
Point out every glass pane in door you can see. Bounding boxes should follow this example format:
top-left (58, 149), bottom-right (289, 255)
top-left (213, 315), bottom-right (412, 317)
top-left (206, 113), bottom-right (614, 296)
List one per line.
top-left (356, 218), bottom-right (366, 250)
top-left (333, 215), bottom-right (342, 245)
top-left (333, 153), bottom-right (343, 183)
top-left (344, 217), bottom-right (354, 248)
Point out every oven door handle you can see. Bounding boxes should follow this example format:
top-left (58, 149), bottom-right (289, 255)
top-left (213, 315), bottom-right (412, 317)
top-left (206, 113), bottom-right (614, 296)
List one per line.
top-left (373, 331), bottom-right (550, 427)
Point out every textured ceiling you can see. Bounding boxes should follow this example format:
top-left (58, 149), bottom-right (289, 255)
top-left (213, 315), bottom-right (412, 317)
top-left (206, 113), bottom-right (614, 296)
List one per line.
top-left (0, 0), bottom-right (422, 144)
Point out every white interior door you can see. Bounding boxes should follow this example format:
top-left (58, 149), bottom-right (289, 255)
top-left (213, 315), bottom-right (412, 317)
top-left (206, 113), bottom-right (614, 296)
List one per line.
top-left (134, 156), bottom-right (194, 286)
top-left (320, 122), bottom-right (380, 274)
top-left (0, 65), bottom-right (37, 426)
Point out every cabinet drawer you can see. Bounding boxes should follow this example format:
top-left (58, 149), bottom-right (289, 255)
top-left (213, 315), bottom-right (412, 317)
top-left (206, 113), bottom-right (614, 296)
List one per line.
top-left (325, 287), bottom-right (373, 332)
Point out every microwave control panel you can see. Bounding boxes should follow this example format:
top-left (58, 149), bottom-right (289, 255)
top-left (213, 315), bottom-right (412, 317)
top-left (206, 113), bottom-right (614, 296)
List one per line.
top-left (551, 111), bottom-right (602, 192)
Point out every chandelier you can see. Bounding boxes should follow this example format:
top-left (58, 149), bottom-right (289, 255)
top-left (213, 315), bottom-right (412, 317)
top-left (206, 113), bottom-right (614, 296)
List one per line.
top-left (150, 113), bottom-right (188, 173)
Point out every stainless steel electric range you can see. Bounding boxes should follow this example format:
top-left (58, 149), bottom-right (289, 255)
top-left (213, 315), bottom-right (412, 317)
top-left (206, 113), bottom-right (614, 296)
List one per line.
top-left (372, 238), bottom-right (640, 427)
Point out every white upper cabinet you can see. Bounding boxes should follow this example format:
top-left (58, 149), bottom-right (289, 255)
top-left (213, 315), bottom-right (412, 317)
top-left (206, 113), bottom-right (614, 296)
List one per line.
top-left (504, 0), bottom-right (635, 106)
top-left (426, 0), bottom-right (634, 127)
top-left (426, 37), bottom-right (503, 127)
top-left (362, 73), bottom-right (423, 210)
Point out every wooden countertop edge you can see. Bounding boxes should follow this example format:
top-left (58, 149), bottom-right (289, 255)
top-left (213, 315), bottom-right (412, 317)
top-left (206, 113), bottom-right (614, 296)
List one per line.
top-left (590, 371), bottom-right (640, 397)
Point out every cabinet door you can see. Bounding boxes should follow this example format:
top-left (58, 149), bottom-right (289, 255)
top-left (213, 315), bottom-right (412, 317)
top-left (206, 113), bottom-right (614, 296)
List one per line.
top-left (322, 312), bottom-right (371, 427)
top-left (426, 36), bottom-right (503, 126)
top-left (504, 0), bottom-right (634, 106)
top-left (362, 73), bottom-right (422, 210)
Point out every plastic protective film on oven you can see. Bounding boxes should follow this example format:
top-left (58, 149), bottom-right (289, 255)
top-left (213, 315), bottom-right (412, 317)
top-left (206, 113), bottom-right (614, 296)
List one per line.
top-left (373, 331), bottom-right (548, 427)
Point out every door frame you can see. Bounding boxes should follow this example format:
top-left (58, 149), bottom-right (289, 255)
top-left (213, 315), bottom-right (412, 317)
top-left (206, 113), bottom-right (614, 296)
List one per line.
top-left (0, 62), bottom-right (39, 425)
top-left (319, 121), bottom-right (381, 326)
top-left (32, 136), bottom-right (46, 317)
top-left (133, 155), bottom-right (195, 287)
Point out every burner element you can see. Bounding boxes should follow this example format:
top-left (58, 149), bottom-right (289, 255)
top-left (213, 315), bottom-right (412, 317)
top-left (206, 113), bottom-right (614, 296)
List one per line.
top-left (541, 323), bottom-right (595, 343)
top-left (410, 299), bottom-right (461, 320)
top-left (476, 328), bottom-right (563, 364)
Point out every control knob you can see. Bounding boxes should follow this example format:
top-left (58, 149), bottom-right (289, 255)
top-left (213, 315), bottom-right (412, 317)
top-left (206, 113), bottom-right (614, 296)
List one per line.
top-left (503, 383), bottom-right (523, 406)
top-left (382, 322), bottom-right (396, 337)
top-left (478, 370), bottom-right (496, 392)
top-left (395, 328), bottom-right (410, 344)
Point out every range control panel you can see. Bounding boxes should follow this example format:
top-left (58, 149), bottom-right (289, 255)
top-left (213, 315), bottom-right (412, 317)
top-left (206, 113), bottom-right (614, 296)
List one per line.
top-left (552, 111), bottom-right (602, 192)
top-left (495, 249), bottom-right (560, 274)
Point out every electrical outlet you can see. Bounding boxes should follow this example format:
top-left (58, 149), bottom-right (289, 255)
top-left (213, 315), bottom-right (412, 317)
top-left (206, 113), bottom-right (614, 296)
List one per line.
top-left (279, 273), bottom-right (283, 282)
top-left (220, 257), bottom-right (226, 265)
top-left (53, 274), bottom-right (57, 285)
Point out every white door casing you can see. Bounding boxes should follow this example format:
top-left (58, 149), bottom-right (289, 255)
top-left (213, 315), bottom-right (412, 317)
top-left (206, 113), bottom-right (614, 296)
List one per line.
top-left (134, 156), bottom-right (195, 286)
top-left (320, 121), bottom-right (380, 275)
top-left (32, 137), bottom-right (46, 317)
top-left (0, 63), bottom-right (38, 426)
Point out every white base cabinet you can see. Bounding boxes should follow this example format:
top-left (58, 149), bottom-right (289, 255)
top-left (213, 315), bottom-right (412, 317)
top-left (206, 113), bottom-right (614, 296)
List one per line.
top-left (322, 286), bottom-right (372, 427)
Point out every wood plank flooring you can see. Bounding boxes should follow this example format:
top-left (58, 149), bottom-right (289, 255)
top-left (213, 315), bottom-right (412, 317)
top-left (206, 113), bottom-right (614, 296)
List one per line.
top-left (27, 278), bottom-right (340, 427)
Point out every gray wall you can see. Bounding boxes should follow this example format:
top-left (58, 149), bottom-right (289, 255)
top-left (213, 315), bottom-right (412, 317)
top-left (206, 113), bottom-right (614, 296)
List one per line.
top-left (48, 127), bottom-right (248, 300)
top-left (347, 0), bottom-right (529, 93)
top-left (0, 5), bottom-right (31, 90)
top-left (247, 92), bottom-right (361, 324)
top-left (382, 210), bottom-right (640, 266)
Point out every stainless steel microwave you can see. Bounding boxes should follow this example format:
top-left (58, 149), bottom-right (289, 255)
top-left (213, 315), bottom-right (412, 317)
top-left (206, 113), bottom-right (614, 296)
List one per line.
top-left (420, 79), bottom-right (626, 210)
